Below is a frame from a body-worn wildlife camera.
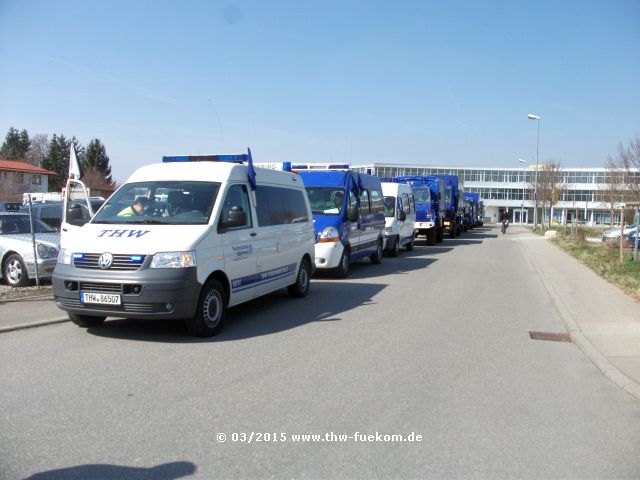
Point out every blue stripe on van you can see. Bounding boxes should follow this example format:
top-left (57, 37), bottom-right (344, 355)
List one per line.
top-left (231, 263), bottom-right (297, 293)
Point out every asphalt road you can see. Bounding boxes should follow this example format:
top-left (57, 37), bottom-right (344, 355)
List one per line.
top-left (2, 227), bottom-right (640, 479)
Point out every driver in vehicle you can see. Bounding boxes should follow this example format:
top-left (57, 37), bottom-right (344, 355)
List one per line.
top-left (118, 196), bottom-right (150, 217)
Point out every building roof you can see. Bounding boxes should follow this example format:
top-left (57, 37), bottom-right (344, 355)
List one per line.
top-left (0, 159), bottom-right (56, 175)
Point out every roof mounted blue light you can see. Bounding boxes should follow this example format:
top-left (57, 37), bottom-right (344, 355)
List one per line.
top-left (162, 148), bottom-right (257, 191)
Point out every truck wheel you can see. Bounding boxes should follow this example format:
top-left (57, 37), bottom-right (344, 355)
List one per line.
top-left (69, 313), bottom-right (106, 327)
top-left (390, 236), bottom-right (400, 257)
top-left (287, 258), bottom-right (311, 298)
top-left (3, 253), bottom-right (29, 287)
top-left (370, 239), bottom-right (383, 265)
top-left (427, 228), bottom-right (436, 246)
top-left (186, 279), bottom-right (227, 337)
top-left (406, 233), bottom-right (415, 251)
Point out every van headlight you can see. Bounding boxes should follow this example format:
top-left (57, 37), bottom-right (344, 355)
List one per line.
top-left (58, 248), bottom-right (73, 264)
top-left (318, 226), bottom-right (340, 243)
top-left (150, 251), bottom-right (197, 269)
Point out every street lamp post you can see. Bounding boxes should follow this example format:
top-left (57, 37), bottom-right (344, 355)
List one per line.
top-left (518, 159), bottom-right (527, 225)
top-left (528, 114), bottom-right (540, 230)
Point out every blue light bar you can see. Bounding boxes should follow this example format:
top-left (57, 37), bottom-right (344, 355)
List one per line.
top-left (130, 255), bottom-right (143, 262)
top-left (162, 148), bottom-right (257, 191)
top-left (162, 154), bottom-right (250, 163)
top-left (73, 253), bottom-right (84, 259)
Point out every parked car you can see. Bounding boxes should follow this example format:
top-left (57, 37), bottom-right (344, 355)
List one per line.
top-left (601, 224), bottom-right (638, 247)
top-left (20, 198), bottom-right (106, 230)
top-left (0, 212), bottom-right (60, 287)
top-left (0, 201), bottom-right (22, 212)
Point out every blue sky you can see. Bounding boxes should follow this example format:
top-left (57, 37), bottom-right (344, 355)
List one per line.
top-left (1, 0), bottom-right (639, 182)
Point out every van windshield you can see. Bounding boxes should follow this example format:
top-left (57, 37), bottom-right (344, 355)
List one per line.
top-left (92, 181), bottom-right (221, 225)
top-left (305, 187), bottom-right (346, 215)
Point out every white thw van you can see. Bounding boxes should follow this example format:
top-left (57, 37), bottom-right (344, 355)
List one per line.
top-left (53, 151), bottom-right (315, 337)
top-left (381, 182), bottom-right (416, 256)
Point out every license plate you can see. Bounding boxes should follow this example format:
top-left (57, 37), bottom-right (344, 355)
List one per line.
top-left (80, 292), bottom-right (121, 305)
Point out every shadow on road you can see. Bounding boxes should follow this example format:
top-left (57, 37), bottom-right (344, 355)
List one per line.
top-left (25, 460), bottom-right (196, 480)
top-left (315, 255), bottom-right (436, 280)
top-left (86, 280), bottom-right (387, 343)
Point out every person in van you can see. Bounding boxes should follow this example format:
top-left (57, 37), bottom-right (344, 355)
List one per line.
top-left (324, 191), bottom-right (344, 214)
top-left (118, 196), bottom-right (150, 217)
top-left (166, 191), bottom-right (186, 216)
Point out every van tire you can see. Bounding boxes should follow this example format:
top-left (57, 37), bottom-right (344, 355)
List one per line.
top-left (334, 248), bottom-right (351, 278)
top-left (287, 258), bottom-right (311, 298)
top-left (69, 313), bottom-right (106, 328)
top-left (390, 236), bottom-right (400, 257)
top-left (370, 239), bottom-right (383, 265)
top-left (186, 279), bottom-right (227, 337)
top-left (406, 234), bottom-right (415, 251)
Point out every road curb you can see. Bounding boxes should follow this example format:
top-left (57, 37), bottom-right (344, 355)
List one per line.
top-left (0, 317), bottom-right (69, 333)
top-left (520, 238), bottom-right (640, 402)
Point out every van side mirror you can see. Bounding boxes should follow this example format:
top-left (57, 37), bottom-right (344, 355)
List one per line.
top-left (67, 203), bottom-right (86, 227)
top-left (398, 211), bottom-right (406, 221)
top-left (346, 205), bottom-right (359, 222)
top-left (219, 206), bottom-right (247, 231)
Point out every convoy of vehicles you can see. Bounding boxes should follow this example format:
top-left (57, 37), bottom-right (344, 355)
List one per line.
top-left (2, 154), bottom-right (497, 336)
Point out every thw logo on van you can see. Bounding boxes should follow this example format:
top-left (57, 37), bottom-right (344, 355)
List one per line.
top-left (97, 229), bottom-right (150, 238)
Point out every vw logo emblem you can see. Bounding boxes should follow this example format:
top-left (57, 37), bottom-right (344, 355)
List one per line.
top-left (98, 253), bottom-right (114, 270)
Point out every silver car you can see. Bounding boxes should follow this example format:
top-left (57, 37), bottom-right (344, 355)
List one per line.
top-left (0, 212), bottom-right (60, 287)
top-left (601, 223), bottom-right (637, 246)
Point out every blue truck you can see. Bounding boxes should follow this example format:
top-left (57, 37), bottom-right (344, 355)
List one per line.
top-left (432, 175), bottom-right (462, 238)
top-left (297, 169), bottom-right (385, 277)
top-left (384, 176), bottom-right (445, 246)
top-left (463, 192), bottom-right (482, 228)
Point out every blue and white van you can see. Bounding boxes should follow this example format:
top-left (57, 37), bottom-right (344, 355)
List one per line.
top-left (297, 169), bottom-right (385, 277)
top-left (53, 151), bottom-right (315, 337)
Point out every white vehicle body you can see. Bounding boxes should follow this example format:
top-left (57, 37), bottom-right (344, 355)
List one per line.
top-left (381, 182), bottom-right (416, 255)
top-left (53, 155), bottom-right (315, 336)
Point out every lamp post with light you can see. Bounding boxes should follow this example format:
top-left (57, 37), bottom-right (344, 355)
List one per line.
top-left (518, 159), bottom-right (527, 224)
top-left (527, 114), bottom-right (540, 230)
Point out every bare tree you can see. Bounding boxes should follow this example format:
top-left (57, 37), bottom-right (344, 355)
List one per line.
top-left (603, 156), bottom-right (625, 226)
top-left (616, 136), bottom-right (640, 203)
top-left (25, 134), bottom-right (49, 167)
top-left (536, 162), bottom-right (564, 228)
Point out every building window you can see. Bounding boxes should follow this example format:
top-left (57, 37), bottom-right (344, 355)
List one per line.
top-left (15, 173), bottom-right (24, 183)
top-left (32, 175), bottom-right (42, 185)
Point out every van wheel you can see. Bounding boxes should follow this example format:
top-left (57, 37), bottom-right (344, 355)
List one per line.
top-left (370, 239), bottom-right (383, 265)
top-left (288, 258), bottom-right (311, 298)
top-left (69, 313), bottom-right (106, 327)
top-left (406, 233), bottom-right (415, 251)
top-left (334, 248), bottom-right (350, 278)
top-left (186, 279), bottom-right (227, 337)
top-left (390, 236), bottom-right (400, 257)
top-left (3, 253), bottom-right (29, 287)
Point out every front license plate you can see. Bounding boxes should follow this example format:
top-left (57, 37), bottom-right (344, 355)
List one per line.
top-left (80, 292), bottom-right (121, 305)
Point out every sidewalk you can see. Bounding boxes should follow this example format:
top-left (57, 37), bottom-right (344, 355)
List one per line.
top-left (512, 226), bottom-right (640, 400)
top-left (0, 289), bottom-right (68, 332)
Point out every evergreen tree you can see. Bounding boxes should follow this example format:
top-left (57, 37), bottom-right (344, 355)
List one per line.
top-left (42, 135), bottom-right (85, 192)
top-left (0, 127), bottom-right (31, 159)
top-left (84, 138), bottom-right (113, 184)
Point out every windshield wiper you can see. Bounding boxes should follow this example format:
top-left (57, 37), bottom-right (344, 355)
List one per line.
top-left (123, 219), bottom-right (168, 224)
